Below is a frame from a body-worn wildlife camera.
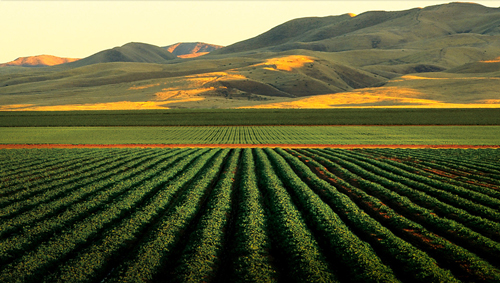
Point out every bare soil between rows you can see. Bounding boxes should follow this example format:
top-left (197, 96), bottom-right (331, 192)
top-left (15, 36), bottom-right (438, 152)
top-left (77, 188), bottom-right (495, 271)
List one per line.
top-left (1, 144), bottom-right (499, 149)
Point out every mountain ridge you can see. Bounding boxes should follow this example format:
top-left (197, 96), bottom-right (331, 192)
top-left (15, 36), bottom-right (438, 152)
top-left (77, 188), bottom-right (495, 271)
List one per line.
top-left (0, 55), bottom-right (80, 67)
top-left (60, 42), bottom-right (177, 68)
top-left (1, 2), bottom-right (500, 110)
top-left (163, 42), bottom-right (223, 58)
top-left (210, 2), bottom-right (500, 57)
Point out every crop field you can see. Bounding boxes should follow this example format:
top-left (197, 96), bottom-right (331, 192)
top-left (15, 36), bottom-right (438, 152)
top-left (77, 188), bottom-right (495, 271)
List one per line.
top-left (1, 108), bottom-right (500, 127)
top-left (1, 147), bottom-right (499, 282)
top-left (1, 125), bottom-right (500, 145)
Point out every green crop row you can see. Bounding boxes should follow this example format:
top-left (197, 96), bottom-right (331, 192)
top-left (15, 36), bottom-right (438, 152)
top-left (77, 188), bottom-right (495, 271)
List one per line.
top-left (0, 149), bottom-right (149, 209)
top-left (341, 149), bottom-right (500, 209)
top-left (0, 149), bottom-right (203, 282)
top-left (0, 149), bottom-right (114, 194)
top-left (0, 149), bottom-right (158, 221)
top-left (308, 149), bottom-right (500, 243)
top-left (401, 149), bottom-right (500, 186)
top-left (400, 156), bottom-right (500, 186)
top-left (323, 149), bottom-right (500, 225)
top-left (2, 109), bottom-right (500, 126)
top-left (230, 148), bottom-right (278, 282)
top-left (253, 148), bottom-right (338, 283)
top-left (0, 149), bottom-right (167, 242)
top-left (310, 149), bottom-right (500, 261)
top-left (294, 149), bottom-right (500, 282)
top-left (40, 148), bottom-right (210, 283)
top-left (264, 148), bottom-right (399, 283)
top-left (2, 126), bottom-right (500, 145)
top-left (109, 148), bottom-right (228, 283)
top-left (0, 149), bottom-right (99, 185)
top-left (0, 148), bottom-right (499, 282)
top-left (279, 148), bottom-right (459, 283)
top-left (0, 149), bottom-right (194, 262)
top-left (174, 149), bottom-right (241, 282)
top-left (357, 149), bottom-right (500, 205)
top-left (365, 148), bottom-right (500, 176)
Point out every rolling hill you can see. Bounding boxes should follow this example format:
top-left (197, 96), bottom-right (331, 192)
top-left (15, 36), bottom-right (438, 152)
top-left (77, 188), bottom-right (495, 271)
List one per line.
top-left (1, 2), bottom-right (500, 110)
top-left (60, 42), bottom-right (178, 68)
top-left (164, 42), bottom-right (224, 58)
top-left (212, 2), bottom-right (500, 57)
top-left (0, 55), bottom-right (80, 67)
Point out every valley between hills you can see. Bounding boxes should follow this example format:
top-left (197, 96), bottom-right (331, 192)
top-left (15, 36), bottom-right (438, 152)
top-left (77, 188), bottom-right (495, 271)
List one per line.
top-left (1, 2), bottom-right (500, 110)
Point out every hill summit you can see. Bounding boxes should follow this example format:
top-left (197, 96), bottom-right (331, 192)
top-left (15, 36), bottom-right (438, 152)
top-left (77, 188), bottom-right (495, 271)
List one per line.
top-left (63, 42), bottom-right (177, 68)
top-left (164, 42), bottom-right (224, 58)
top-left (0, 55), bottom-right (79, 67)
top-left (1, 2), bottom-right (500, 110)
top-left (212, 2), bottom-right (500, 56)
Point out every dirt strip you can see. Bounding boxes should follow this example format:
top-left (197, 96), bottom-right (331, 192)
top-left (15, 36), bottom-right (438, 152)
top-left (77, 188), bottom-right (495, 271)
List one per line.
top-left (1, 144), bottom-right (499, 149)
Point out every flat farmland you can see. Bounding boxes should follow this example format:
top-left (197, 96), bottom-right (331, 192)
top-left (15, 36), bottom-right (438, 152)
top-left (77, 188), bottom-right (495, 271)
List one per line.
top-left (1, 109), bottom-right (500, 127)
top-left (1, 148), bottom-right (499, 282)
top-left (1, 126), bottom-right (500, 146)
top-left (1, 108), bottom-right (499, 282)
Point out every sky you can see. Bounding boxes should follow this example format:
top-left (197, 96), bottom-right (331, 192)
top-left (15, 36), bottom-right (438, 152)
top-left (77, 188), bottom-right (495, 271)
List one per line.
top-left (1, 1), bottom-right (500, 63)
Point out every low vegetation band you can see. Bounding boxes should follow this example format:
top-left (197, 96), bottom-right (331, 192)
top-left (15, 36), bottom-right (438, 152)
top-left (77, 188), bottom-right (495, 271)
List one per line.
top-left (1, 148), bottom-right (499, 282)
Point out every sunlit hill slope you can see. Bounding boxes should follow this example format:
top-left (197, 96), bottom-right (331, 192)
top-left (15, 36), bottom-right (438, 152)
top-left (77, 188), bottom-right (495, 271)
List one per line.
top-left (0, 55), bottom-right (80, 67)
top-left (164, 42), bottom-right (224, 59)
top-left (1, 2), bottom-right (499, 110)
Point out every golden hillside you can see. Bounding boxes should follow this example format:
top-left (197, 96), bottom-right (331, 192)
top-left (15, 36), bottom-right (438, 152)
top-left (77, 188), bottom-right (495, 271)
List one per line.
top-left (0, 55), bottom-right (80, 67)
top-left (1, 2), bottom-right (499, 110)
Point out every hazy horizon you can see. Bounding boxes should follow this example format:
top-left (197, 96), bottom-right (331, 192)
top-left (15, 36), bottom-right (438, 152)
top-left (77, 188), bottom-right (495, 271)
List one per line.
top-left (1, 1), bottom-right (500, 63)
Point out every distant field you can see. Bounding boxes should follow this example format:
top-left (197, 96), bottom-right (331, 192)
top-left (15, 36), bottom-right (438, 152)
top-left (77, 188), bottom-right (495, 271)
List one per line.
top-left (1, 126), bottom-right (499, 145)
top-left (1, 108), bottom-right (500, 126)
top-left (1, 148), bottom-right (499, 282)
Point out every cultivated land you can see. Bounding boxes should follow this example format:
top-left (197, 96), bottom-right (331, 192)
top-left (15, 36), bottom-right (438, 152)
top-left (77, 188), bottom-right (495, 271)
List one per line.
top-left (1, 114), bottom-right (498, 283)
top-left (1, 148), bottom-right (500, 282)
top-left (2, 3), bottom-right (500, 281)
top-left (1, 109), bottom-right (500, 126)
top-left (1, 109), bottom-right (498, 146)
top-left (1, 126), bottom-right (500, 146)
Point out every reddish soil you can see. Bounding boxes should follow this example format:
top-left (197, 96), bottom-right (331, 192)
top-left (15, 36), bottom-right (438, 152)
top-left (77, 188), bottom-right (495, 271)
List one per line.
top-left (402, 229), bottom-right (445, 249)
top-left (423, 168), bottom-right (458, 179)
top-left (1, 144), bottom-right (499, 149)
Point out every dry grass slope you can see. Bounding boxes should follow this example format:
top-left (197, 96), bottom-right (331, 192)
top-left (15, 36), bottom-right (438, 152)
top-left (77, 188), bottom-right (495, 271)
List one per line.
top-left (0, 55), bottom-right (80, 67)
top-left (164, 42), bottom-right (224, 58)
top-left (1, 2), bottom-right (500, 110)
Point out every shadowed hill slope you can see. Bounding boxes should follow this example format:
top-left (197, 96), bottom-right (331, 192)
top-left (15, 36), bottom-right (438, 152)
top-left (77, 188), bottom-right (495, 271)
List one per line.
top-left (0, 53), bottom-right (387, 109)
top-left (447, 57), bottom-right (500, 73)
top-left (212, 2), bottom-right (500, 57)
top-left (1, 2), bottom-right (500, 110)
top-left (211, 14), bottom-right (355, 55)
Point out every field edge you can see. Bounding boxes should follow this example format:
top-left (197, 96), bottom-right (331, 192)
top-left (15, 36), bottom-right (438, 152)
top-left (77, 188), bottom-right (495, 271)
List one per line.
top-left (1, 144), bottom-right (499, 149)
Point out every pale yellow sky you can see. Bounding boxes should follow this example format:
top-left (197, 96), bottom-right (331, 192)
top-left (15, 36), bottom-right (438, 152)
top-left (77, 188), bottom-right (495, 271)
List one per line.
top-left (1, 1), bottom-right (499, 63)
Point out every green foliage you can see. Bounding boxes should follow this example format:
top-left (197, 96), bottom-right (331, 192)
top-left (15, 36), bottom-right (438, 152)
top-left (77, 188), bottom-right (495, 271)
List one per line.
top-left (264, 148), bottom-right (399, 282)
top-left (279, 148), bottom-right (459, 282)
top-left (0, 148), bottom-right (499, 282)
top-left (295, 148), bottom-right (500, 282)
top-left (2, 125), bottom-right (500, 145)
top-left (1, 109), bottom-right (500, 126)
top-left (230, 148), bottom-right (278, 282)
top-left (318, 148), bottom-right (500, 244)
top-left (254, 148), bottom-right (338, 283)
top-left (174, 149), bottom-right (241, 282)
top-left (109, 148), bottom-right (228, 282)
